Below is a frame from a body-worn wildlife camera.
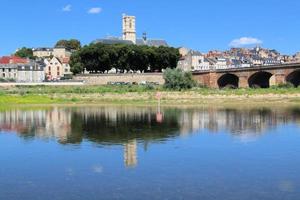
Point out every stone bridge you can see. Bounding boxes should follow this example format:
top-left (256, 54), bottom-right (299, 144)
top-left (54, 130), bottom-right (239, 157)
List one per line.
top-left (192, 63), bottom-right (300, 88)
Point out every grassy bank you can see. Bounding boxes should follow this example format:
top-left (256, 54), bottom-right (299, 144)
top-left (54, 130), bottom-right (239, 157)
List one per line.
top-left (1, 85), bottom-right (300, 105)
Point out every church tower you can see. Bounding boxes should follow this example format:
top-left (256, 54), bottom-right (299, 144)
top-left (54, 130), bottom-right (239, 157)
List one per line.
top-left (122, 14), bottom-right (136, 44)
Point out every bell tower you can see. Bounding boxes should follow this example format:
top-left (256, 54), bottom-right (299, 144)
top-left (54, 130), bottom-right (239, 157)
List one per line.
top-left (122, 14), bottom-right (136, 44)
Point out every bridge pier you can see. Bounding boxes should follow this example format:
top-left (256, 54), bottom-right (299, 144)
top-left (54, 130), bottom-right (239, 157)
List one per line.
top-left (273, 72), bottom-right (286, 86)
top-left (239, 75), bottom-right (249, 88)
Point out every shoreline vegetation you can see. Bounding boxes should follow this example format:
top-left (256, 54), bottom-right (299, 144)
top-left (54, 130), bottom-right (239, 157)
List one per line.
top-left (1, 85), bottom-right (300, 106)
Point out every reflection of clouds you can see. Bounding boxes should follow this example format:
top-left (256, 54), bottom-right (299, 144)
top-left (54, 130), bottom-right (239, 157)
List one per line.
top-left (92, 165), bottom-right (103, 174)
top-left (66, 168), bottom-right (74, 176)
top-left (278, 180), bottom-right (295, 192)
top-left (233, 133), bottom-right (259, 143)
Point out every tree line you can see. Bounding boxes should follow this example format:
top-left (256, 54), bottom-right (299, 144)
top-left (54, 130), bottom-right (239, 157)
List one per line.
top-left (70, 43), bottom-right (180, 74)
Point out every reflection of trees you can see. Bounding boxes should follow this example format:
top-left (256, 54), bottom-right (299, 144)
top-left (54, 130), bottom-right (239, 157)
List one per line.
top-left (67, 107), bottom-right (181, 145)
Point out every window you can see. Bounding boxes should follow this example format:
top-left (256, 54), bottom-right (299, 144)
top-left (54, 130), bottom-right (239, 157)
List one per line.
top-left (49, 72), bottom-right (51, 75)
top-left (2, 73), bottom-right (5, 78)
top-left (57, 67), bottom-right (60, 71)
top-left (48, 66), bottom-right (51, 71)
top-left (57, 72), bottom-right (60, 76)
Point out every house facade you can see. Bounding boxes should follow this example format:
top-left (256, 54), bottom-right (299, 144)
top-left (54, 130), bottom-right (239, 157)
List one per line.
top-left (177, 50), bottom-right (210, 71)
top-left (17, 62), bottom-right (45, 82)
top-left (44, 57), bottom-right (71, 80)
top-left (0, 65), bottom-right (18, 80)
top-left (33, 47), bottom-right (72, 59)
top-left (0, 62), bottom-right (45, 82)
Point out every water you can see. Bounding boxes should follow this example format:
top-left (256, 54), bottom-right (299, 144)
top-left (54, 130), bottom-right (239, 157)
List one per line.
top-left (1, 105), bottom-right (300, 200)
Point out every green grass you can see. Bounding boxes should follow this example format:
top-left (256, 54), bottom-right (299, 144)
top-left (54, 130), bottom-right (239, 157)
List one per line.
top-left (2, 85), bottom-right (300, 95)
top-left (3, 85), bottom-right (160, 95)
top-left (0, 85), bottom-right (300, 105)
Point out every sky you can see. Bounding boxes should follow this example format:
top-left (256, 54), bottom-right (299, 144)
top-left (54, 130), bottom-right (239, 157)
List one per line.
top-left (0, 0), bottom-right (300, 56)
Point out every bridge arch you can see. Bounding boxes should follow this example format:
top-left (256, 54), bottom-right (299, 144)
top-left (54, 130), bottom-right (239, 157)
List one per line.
top-left (286, 70), bottom-right (300, 87)
top-left (217, 73), bottom-right (239, 89)
top-left (248, 71), bottom-right (273, 88)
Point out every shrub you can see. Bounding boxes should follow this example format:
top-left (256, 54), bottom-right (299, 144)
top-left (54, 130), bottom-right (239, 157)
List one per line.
top-left (163, 68), bottom-right (196, 90)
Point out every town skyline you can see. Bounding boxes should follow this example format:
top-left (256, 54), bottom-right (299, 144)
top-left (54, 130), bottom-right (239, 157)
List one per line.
top-left (1, 0), bottom-right (300, 56)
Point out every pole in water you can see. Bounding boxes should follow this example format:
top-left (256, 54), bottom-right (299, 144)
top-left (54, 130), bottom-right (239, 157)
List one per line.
top-left (155, 92), bottom-right (163, 123)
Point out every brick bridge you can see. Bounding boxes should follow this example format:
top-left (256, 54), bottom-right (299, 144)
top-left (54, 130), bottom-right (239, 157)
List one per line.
top-left (192, 63), bottom-right (300, 88)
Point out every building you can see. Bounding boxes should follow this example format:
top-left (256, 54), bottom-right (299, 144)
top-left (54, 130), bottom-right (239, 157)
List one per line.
top-left (33, 47), bottom-right (72, 59)
top-left (52, 47), bottom-right (72, 59)
top-left (44, 57), bottom-right (71, 80)
top-left (17, 61), bottom-right (45, 82)
top-left (122, 14), bottom-right (136, 44)
top-left (177, 49), bottom-right (210, 71)
top-left (0, 61), bottom-right (45, 82)
top-left (0, 64), bottom-right (17, 80)
top-left (93, 14), bottom-right (168, 47)
top-left (33, 48), bottom-right (53, 58)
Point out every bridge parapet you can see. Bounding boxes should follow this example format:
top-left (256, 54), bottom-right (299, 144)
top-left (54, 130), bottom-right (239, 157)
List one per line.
top-left (192, 63), bottom-right (300, 88)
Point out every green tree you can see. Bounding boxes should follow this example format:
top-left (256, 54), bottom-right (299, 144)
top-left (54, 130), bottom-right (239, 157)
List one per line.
top-left (15, 47), bottom-right (34, 59)
top-left (70, 52), bottom-right (84, 74)
top-left (55, 39), bottom-right (81, 50)
top-left (163, 68), bottom-right (196, 90)
top-left (69, 43), bottom-right (180, 74)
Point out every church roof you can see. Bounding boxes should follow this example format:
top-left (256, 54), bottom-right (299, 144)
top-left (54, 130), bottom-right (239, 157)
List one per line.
top-left (92, 38), bottom-right (134, 45)
top-left (93, 37), bottom-right (168, 47)
top-left (136, 39), bottom-right (168, 47)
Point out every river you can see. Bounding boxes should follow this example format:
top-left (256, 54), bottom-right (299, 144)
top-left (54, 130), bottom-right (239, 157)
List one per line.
top-left (1, 105), bottom-right (300, 200)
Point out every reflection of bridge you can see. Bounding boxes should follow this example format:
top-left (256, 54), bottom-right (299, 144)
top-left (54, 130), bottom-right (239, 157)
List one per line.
top-left (193, 63), bottom-right (300, 88)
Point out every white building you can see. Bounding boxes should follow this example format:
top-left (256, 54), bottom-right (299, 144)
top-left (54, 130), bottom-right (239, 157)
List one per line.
top-left (122, 14), bottom-right (136, 44)
top-left (0, 62), bottom-right (45, 83)
top-left (17, 62), bottom-right (45, 83)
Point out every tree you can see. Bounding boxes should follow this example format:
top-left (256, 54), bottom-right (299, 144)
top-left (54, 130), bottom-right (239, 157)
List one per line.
top-left (163, 68), bottom-right (196, 90)
top-left (55, 39), bottom-right (81, 50)
top-left (69, 43), bottom-right (180, 74)
top-left (15, 47), bottom-right (34, 59)
top-left (70, 52), bottom-right (84, 74)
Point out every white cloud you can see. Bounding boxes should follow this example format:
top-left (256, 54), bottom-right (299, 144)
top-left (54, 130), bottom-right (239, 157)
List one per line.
top-left (229, 37), bottom-right (263, 47)
top-left (88, 7), bottom-right (102, 14)
top-left (62, 4), bottom-right (72, 12)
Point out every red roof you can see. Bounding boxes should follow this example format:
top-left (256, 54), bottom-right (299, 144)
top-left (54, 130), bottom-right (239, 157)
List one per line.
top-left (0, 56), bottom-right (28, 64)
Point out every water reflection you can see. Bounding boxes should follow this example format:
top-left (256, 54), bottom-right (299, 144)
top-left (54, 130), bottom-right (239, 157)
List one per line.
top-left (1, 106), bottom-right (300, 168)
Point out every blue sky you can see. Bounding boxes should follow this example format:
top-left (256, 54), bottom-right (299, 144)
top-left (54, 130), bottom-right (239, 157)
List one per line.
top-left (0, 0), bottom-right (299, 56)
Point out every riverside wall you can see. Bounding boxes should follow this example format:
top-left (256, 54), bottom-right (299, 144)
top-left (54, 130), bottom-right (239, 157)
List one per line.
top-left (74, 73), bottom-right (165, 85)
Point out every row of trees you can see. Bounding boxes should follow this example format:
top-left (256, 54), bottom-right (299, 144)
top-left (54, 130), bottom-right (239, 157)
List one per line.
top-left (70, 43), bottom-right (180, 74)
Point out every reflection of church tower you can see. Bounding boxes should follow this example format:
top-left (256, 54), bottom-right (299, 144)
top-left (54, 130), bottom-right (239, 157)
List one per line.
top-left (122, 14), bottom-right (136, 44)
top-left (124, 140), bottom-right (137, 168)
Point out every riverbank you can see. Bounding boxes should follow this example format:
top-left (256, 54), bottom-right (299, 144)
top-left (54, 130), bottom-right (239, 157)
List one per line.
top-left (1, 85), bottom-right (300, 106)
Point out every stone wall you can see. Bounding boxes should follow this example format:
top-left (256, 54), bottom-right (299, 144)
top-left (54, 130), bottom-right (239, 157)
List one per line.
top-left (74, 73), bottom-right (165, 85)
